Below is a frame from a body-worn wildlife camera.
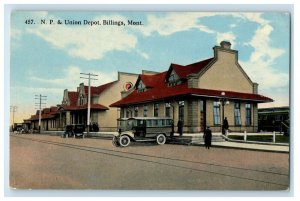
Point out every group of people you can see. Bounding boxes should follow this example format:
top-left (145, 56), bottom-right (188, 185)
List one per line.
top-left (175, 117), bottom-right (230, 149)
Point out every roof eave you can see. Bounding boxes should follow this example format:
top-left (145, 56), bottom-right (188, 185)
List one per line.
top-left (190, 94), bottom-right (273, 103)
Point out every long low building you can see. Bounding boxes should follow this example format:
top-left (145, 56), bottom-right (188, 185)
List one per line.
top-left (25, 72), bottom-right (139, 132)
top-left (110, 41), bottom-right (273, 133)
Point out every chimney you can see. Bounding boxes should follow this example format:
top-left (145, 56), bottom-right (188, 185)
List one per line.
top-left (220, 41), bottom-right (231, 50)
top-left (253, 83), bottom-right (258, 94)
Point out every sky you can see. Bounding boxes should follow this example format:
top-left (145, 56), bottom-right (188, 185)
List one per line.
top-left (10, 11), bottom-right (290, 123)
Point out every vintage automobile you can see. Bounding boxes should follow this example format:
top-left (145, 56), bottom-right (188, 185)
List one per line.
top-left (61, 124), bottom-right (85, 138)
top-left (112, 117), bottom-right (174, 147)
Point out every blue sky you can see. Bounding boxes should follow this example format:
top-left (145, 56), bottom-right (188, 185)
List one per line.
top-left (10, 11), bottom-right (290, 123)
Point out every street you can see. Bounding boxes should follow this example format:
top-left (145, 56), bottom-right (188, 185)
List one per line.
top-left (9, 134), bottom-right (289, 190)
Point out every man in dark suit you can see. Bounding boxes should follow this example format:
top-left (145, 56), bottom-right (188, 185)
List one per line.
top-left (177, 120), bottom-right (183, 136)
top-left (222, 117), bottom-right (229, 135)
top-left (203, 126), bottom-right (212, 149)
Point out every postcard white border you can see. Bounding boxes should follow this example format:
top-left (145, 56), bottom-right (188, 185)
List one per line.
top-left (2, 2), bottom-right (297, 199)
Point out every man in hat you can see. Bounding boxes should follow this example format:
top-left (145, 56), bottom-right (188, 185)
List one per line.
top-left (203, 126), bottom-right (212, 149)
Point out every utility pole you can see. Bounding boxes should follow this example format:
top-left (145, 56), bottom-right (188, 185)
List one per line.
top-left (35, 94), bottom-right (47, 133)
top-left (10, 106), bottom-right (17, 131)
top-left (80, 72), bottom-right (98, 137)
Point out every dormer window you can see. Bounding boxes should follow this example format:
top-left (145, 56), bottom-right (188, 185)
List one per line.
top-left (168, 74), bottom-right (175, 82)
top-left (167, 70), bottom-right (181, 86)
top-left (79, 94), bottom-right (85, 106)
top-left (137, 81), bottom-right (146, 93)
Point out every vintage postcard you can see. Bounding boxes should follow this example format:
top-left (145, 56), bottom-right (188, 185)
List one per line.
top-left (9, 10), bottom-right (290, 191)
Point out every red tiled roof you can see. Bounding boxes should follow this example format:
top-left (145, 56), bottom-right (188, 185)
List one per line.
top-left (111, 57), bottom-right (272, 107)
top-left (50, 106), bottom-right (58, 112)
top-left (110, 82), bottom-right (273, 107)
top-left (26, 106), bottom-right (60, 121)
top-left (170, 58), bottom-right (214, 79)
top-left (136, 72), bottom-right (167, 88)
top-left (62, 103), bottom-right (109, 111)
top-left (110, 68), bottom-right (273, 107)
top-left (68, 91), bottom-right (79, 106)
top-left (84, 81), bottom-right (117, 95)
top-left (42, 108), bottom-right (50, 114)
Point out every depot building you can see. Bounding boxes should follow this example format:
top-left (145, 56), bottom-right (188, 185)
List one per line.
top-left (25, 41), bottom-right (272, 133)
top-left (110, 41), bottom-right (273, 133)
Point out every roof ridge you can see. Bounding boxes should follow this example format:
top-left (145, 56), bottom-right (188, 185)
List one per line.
top-left (185, 57), bottom-right (214, 67)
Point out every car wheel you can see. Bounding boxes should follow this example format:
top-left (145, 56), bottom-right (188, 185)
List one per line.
top-left (119, 135), bottom-right (130, 147)
top-left (156, 134), bottom-right (166, 145)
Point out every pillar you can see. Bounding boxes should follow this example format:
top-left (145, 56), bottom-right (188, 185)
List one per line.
top-left (187, 99), bottom-right (200, 133)
top-left (66, 111), bottom-right (71, 125)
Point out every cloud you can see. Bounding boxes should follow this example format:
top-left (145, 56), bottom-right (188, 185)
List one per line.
top-left (234, 13), bottom-right (269, 26)
top-left (11, 28), bottom-right (23, 50)
top-left (12, 86), bottom-right (63, 95)
top-left (139, 51), bottom-right (150, 60)
top-left (133, 12), bottom-right (240, 48)
top-left (216, 32), bottom-right (236, 47)
top-left (135, 13), bottom-right (215, 36)
top-left (29, 65), bottom-right (117, 90)
top-left (240, 23), bottom-right (287, 91)
top-left (26, 14), bottom-right (138, 60)
top-left (11, 28), bottom-right (22, 40)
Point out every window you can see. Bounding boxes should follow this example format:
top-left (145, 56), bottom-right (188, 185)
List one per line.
top-left (143, 105), bottom-right (148, 117)
top-left (245, 103), bottom-right (251, 126)
top-left (166, 119), bottom-right (172, 126)
top-left (146, 120), bottom-right (152, 127)
top-left (154, 103), bottom-right (159, 117)
top-left (79, 94), bottom-right (85, 106)
top-left (165, 103), bottom-right (171, 117)
top-left (179, 101), bottom-right (184, 122)
top-left (134, 106), bottom-right (139, 117)
top-left (200, 100), bottom-right (204, 112)
top-left (167, 71), bottom-right (181, 86)
top-left (213, 101), bottom-right (221, 125)
top-left (234, 102), bottom-right (241, 125)
top-left (137, 81), bottom-right (146, 92)
top-left (168, 74), bottom-right (175, 82)
top-left (126, 110), bottom-right (130, 118)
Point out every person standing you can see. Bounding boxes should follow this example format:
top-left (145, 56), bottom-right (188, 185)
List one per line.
top-left (222, 117), bottom-right (229, 135)
top-left (203, 126), bottom-right (212, 149)
top-left (177, 120), bottom-right (183, 136)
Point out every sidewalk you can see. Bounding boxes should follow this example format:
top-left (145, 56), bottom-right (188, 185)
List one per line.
top-left (172, 132), bottom-right (289, 153)
top-left (41, 131), bottom-right (290, 153)
top-left (210, 141), bottom-right (289, 153)
top-left (96, 132), bottom-right (289, 153)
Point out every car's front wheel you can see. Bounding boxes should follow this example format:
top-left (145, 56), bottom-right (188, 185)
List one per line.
top-left (156, 134), bottom-right (166, 145)
top-left (119, 135), bottom-right (131, 147)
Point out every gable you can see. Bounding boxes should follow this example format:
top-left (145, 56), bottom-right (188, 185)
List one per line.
top-left (167, 69), bottom-right (180, 82)
top-left (198, 49), bottom-right (253, 93)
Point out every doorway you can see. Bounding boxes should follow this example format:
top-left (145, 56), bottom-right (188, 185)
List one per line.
top-left (200, 100), bottom-right (206, 132)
